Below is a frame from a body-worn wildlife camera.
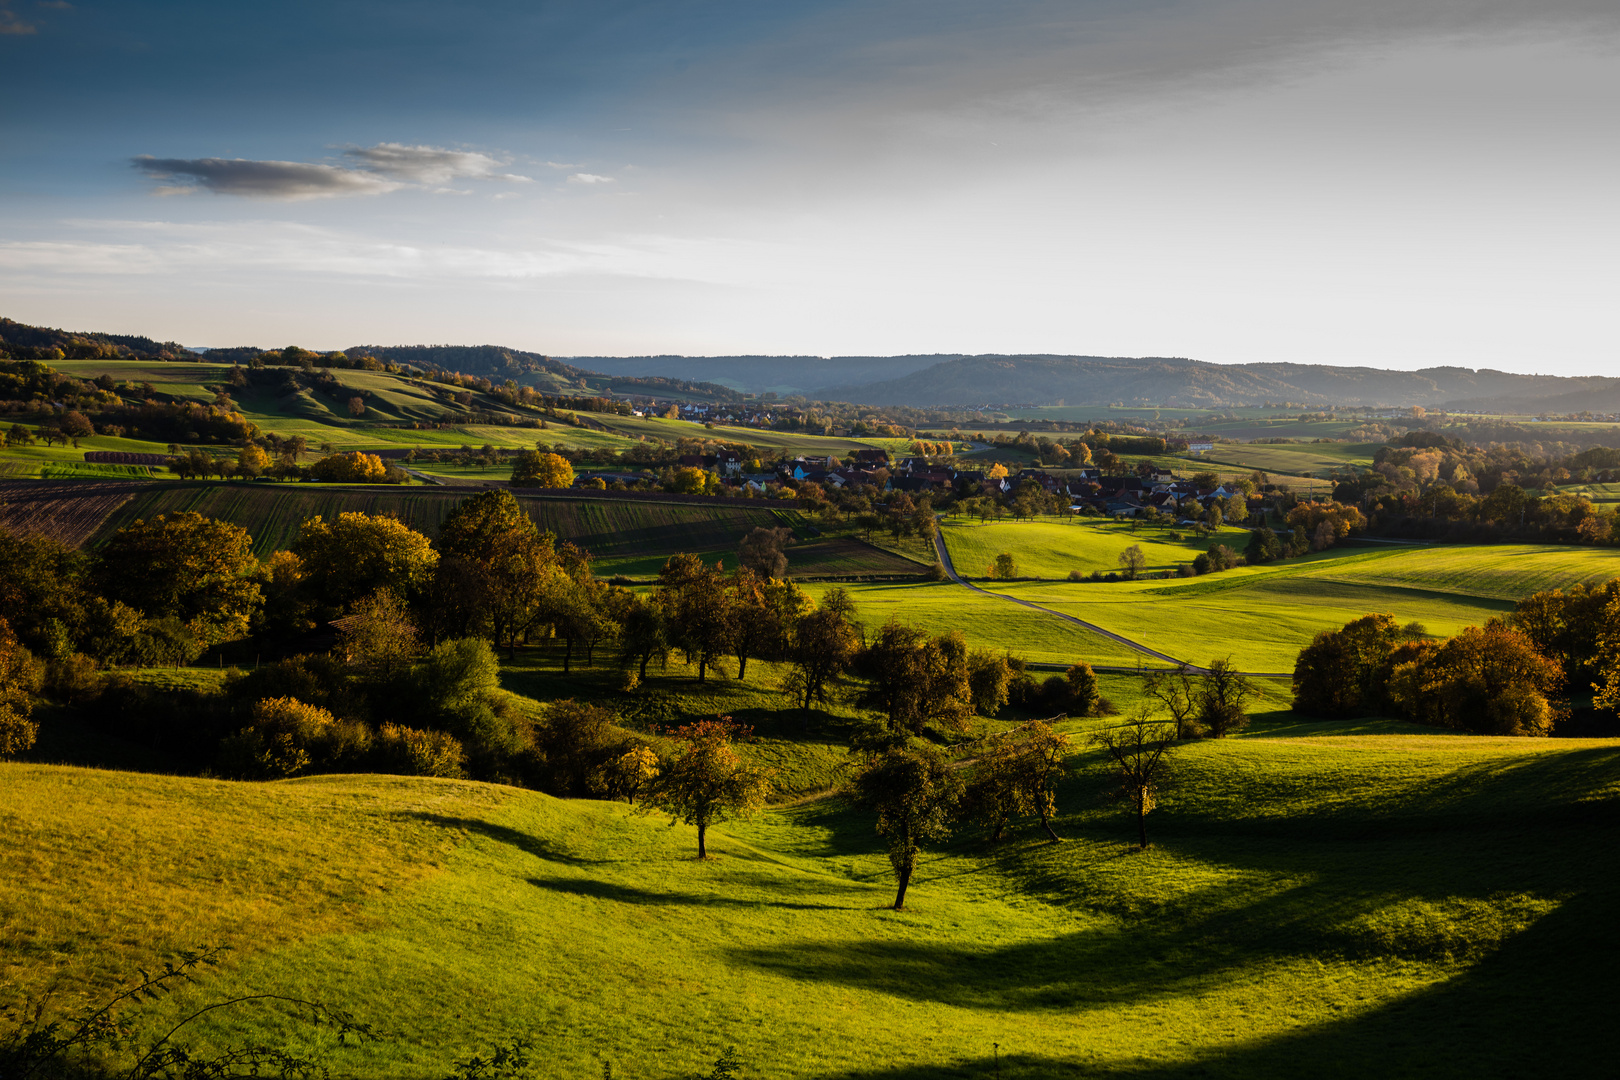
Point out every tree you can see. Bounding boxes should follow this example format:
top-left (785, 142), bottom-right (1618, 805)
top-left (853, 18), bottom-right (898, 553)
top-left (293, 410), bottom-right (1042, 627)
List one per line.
top-left (615, 591), bottom-right (669, 680)
top-left (0, 618), bottom-right (39, 759)
top-left (1291, 613), bottom-right (1406, 718)
top-left (334, 589), bottom-right (421, 678)
top-left (659, 554), bottom-right (733, 683)
top-left (856, 621), bottom-right (972, 736)
top-left (347, 396), bottom-right (365, 418)
top-left (1142, 663), bottom-right (1199, 739)
top-left (1065, 661), bottom-right (1100, 716)
top-left (1196, 658), bottom-right (1259, 736)
top-left (1117, 544), bottom-right (1146, 580)
top-left (989, 552), bottom-right (1017, 580)
top-left (308, 452), bottom-right (389, 483)
top-left (852, 743), bottom-right (962, 909)
top-left (728, 569), bottom-right (805, 681)
top-left (1244, 527), bottom-right (1281, 565)
top-left (1387, 621), bottom-right (1562, 735)
top-left (230, 444), bottom-right (266, 480)
top-left (58, 410), bottom-right (94, 445)
top-left (966, 649), bottom-right (1015, 717)
top-left (96, 512), bottom-right (262, 644)
top-left (782, 588), bottom-right (861, 711)
top-left (642, 717), bottom-right (772, 858)
top-left (5, 422), bottom-right (36, 447)
top-left (293, 512), bottom-right (438, 613)
top-left (737, 526), bottom-right (794, 580)
top-left (436, 489), bottom-right (562, 657)
top-left (962, 720), bottom-right (1071, 843)
top-left (1090, 710), bottom-right (1177, 849)
top-left (511, 451), bottom-right (574, 488)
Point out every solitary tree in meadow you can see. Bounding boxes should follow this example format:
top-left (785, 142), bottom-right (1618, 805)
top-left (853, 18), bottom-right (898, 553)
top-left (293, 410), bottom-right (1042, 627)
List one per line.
top-left (1090, 710), bottom-right (1177, 849)
top-left (853, 743), bottom-right (963, 909)
top-left (1196, 658), bottom-right (1259, 737)
top-left (1117, 544), bottom-right (1146, 580)
top-left (642, 717), bottom-right (772, 859)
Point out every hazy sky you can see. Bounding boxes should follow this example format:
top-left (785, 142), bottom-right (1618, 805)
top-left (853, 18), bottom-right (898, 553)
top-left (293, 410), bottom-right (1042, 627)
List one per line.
top-left (2, 1), bottom-right (1615, 373)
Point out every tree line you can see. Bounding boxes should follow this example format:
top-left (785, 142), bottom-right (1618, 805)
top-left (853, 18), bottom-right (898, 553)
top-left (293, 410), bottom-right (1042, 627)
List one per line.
top-left (1291, 580), bottom-right (1620, 735)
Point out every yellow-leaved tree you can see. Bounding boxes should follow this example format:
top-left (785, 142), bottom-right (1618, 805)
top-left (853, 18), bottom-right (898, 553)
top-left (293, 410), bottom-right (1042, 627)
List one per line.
top-left (641, 717), bottom-right (772, 858)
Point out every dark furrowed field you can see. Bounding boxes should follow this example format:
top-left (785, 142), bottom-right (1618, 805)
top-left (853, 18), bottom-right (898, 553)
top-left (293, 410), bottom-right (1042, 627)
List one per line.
top-left (66, 482), bottom-right (916, 578)
top-left (0, 481), bottom-right (145, 547)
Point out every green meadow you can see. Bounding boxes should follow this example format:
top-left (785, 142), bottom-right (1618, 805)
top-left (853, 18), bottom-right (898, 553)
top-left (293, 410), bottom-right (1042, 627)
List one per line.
top-left (941, 519), bottom-right (1257, 581)
top-left (802, 581), bottom-right (1147, 668)
top-left (981, 544), bottom-right (1620, 672)
top-left (1182, 442), bottom-right (1375, 478)
top-left (5, 713), bottom-right (1616, 1079)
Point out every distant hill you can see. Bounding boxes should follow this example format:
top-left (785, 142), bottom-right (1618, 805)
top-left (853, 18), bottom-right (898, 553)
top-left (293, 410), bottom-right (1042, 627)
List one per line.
top-left (816, 354), bottom-right (1620, 411)
top-left (563, 354), bottom-right (947, 395)
top-left (0, 317), bottom-right (197, 361)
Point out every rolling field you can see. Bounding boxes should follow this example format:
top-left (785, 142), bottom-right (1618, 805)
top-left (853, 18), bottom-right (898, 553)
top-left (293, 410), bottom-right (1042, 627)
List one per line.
top-left (0, 481), bottom-right (145, 547)
top-left (983, 544), bottom-right (1620, 672)
top-left (1186, 442), bottom-right (1374, 477)
top-left (803, 580), bottom-right (1147, 668)
top-left (941, 519), bottom-right (1256, 580)
top-left (58, 482), bottom-right (910, 579)
top-left (4, 722), bottom-right (1616, 1078)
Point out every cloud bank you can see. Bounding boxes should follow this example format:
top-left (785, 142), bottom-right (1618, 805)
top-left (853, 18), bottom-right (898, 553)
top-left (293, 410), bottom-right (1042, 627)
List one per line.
top-left (131, 144), bottom-right (534, 199)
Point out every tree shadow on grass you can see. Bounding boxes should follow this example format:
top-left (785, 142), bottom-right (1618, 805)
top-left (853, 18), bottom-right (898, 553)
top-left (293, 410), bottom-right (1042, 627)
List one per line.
top-left (398, 811), bottom-right (615, 867)
top-left (812, 889), bottom-right (1617, 1079)
top-left (526, 875), bottom-right (871, 911)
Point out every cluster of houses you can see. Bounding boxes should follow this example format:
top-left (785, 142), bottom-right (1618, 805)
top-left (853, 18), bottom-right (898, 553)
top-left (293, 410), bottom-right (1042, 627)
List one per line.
top-left (576, 446), bottom-right (1265, 522)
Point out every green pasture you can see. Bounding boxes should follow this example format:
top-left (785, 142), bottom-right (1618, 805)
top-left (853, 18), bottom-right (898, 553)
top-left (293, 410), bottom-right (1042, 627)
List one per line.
top-left (802, 580), bottom-right (1146, 668)
top-left (941, 519), bottom-right (1256, 580)
top-left (0, 426), bottom-right (178, 479)
top-left (5, 718), bottom-right (1616, 1078)
top-left (984, 543), bottom-right (1620, 672)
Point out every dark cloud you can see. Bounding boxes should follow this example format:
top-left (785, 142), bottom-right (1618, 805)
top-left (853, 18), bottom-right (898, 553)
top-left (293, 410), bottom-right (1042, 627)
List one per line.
top-left (131, 156), bottom-right (402, 199)
top-left (343, 143), bottom-right (530, 183)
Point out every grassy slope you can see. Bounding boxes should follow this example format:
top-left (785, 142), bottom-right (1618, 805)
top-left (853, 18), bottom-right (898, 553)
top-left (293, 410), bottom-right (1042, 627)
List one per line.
top-left (986, 544), bottom-right (1620, 672)
top-left (941, 519), bottom-right (1257, 580)
top-left (4, 722), bottom-right (1616, 1079)
top-left (803, 581), bottom-right (1147, 668)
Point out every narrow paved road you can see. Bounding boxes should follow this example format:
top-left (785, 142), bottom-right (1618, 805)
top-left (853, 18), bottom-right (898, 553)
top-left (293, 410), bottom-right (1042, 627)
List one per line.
top-left (929, 527), bottom-right (1294, 678)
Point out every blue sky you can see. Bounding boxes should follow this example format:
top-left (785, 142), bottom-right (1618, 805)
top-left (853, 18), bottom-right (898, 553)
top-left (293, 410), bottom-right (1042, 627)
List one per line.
top-left (2, 1), bottom-right (1616, 373)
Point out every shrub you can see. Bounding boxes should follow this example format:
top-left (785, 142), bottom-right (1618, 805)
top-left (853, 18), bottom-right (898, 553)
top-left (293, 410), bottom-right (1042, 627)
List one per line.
top-left (1067, 569), bottom-right (1086, 582)
top-left (376, 722), bottom-right (466, 778)
top-left (220, 696), bottom-right (371, 779)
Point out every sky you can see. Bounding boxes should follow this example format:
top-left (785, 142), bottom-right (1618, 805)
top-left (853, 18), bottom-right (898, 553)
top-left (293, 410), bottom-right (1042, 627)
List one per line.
top-left (1, 0), bottom-right (1616, 373)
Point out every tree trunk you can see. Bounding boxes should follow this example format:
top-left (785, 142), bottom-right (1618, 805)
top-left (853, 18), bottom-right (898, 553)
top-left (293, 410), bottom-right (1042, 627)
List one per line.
top-left (737, 650), bottom-right (748, 681)
top-left (1137, 793), bottom-right (1148, 849)
top-left (1040, 808), bottom-right (1062, 843)
top-left (991, 819), bottom-right (1005, 843)
top-left (893, 862), bottom-right (913, 910)
top-left (697, 823), bottom-right (707, 859)
top-left (698, 654), bottom-right (707, 683)
top-left (563, 636), bottom-right (572, 674)
top-left (639, 652), bottom-right (651, 679)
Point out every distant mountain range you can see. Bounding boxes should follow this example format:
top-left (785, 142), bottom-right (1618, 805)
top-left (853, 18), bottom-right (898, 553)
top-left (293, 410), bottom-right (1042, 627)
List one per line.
top-left (577, 352), bottom-right (1620, 412)
top-left (5, 315), bottom-right (1616, 413)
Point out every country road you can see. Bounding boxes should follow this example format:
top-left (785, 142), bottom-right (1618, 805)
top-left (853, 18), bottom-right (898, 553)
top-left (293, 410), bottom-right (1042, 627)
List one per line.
top-left (928, 527), bottom-right (1294, 678)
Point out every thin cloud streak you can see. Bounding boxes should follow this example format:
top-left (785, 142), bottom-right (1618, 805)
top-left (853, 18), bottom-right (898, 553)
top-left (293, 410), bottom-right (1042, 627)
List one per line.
top-left (131, 156), bottom-right (404, 199)
top-left (0, 219), bottom-right (770, 285)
